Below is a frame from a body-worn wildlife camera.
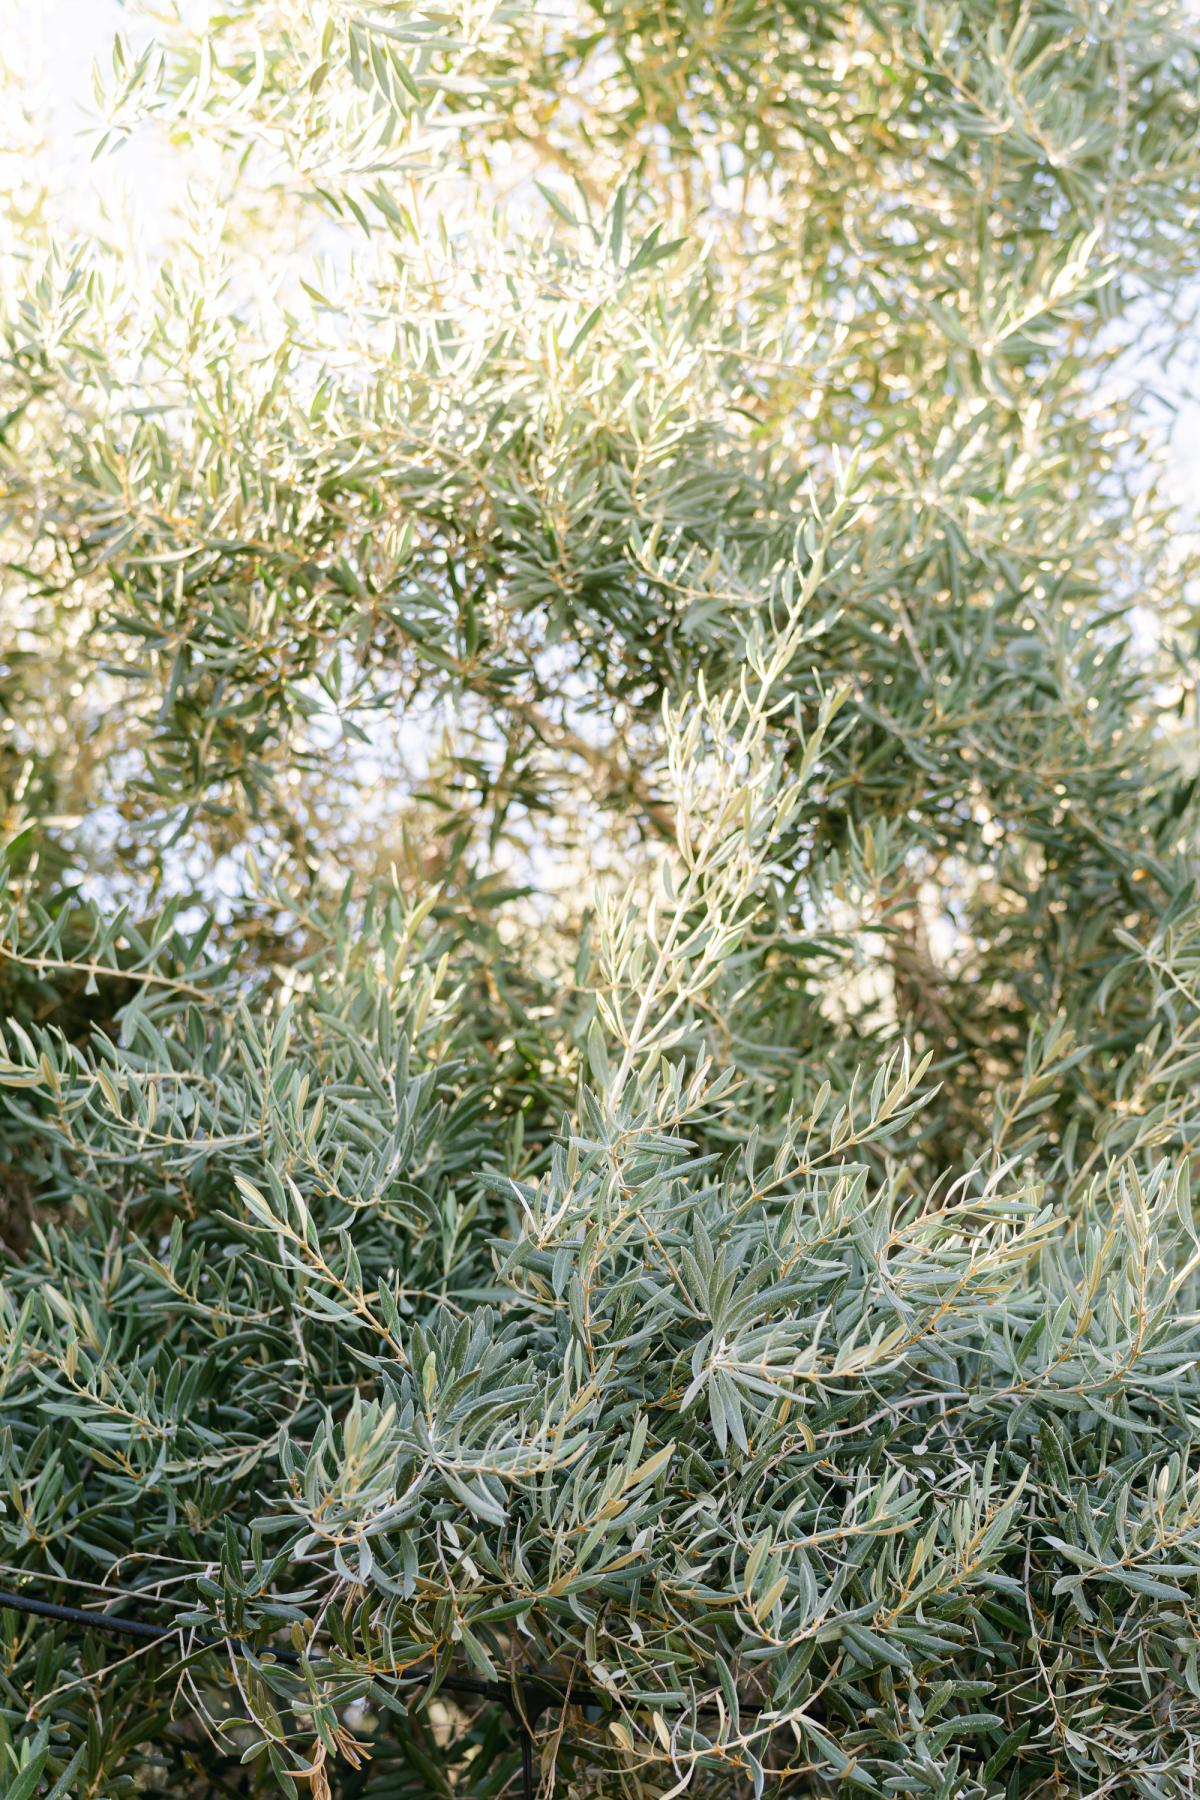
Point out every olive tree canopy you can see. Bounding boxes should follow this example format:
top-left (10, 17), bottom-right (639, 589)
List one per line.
top-left (1, 2), bottom-right (1200, 1794)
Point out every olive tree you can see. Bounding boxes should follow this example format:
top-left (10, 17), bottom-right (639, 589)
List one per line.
top-left (1, 1), bottom-right (1200, 1794)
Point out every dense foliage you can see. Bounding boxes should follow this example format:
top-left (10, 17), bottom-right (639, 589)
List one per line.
top-left (2, 0), bottom-right (1200, 1793)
